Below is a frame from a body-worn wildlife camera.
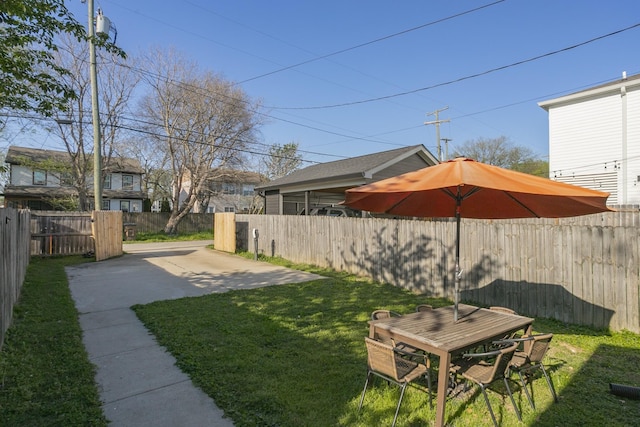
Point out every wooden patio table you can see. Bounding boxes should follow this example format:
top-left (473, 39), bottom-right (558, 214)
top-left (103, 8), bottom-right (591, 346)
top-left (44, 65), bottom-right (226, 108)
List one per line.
top-left (368, 303), bottom-right (534, 427)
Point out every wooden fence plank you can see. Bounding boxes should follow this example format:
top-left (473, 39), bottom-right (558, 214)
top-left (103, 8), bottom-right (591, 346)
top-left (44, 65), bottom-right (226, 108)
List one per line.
top-left (0, 208), bottom-right (31, 350)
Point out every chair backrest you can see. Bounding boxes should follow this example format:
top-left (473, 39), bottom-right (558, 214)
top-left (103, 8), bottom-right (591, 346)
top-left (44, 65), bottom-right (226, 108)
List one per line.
top-left (488, 342), bottom-right (520, 381)
top-left (489, 306), bottom-right (517, 315)
top-left (415, 304), bottom-right (433, 312)
top-left (525, 333), bottom-right (553, 363)
top-left (371, 309), bottom-right (401, 320)
top-left (364, 337), bottom-right (400, 381)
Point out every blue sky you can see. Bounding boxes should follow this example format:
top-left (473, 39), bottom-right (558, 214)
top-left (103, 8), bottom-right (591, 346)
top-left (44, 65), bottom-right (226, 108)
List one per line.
top-left (31, 1), bottom-right (640, 164)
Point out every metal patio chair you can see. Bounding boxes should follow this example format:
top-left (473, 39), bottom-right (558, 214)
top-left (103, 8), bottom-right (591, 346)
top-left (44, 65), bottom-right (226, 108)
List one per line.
top-left (450, 341), bottom-right (521, 427)
top-left (371, 309), bottom-right (402, 320)
top-left (415, 304), bottom-right (433, 312)
top-left (370, 309), bottom-right (433, 398)
top-left (370, 310), bottom-right (403, 345)
top-left (504, 333), bottom-right (558, 409)
top-left (359, 337), bottom-right (431, 427)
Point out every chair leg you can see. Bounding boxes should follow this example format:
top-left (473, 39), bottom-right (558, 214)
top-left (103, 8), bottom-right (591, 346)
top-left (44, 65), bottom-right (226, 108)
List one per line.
top-left (540, 364), bottom-right (558, 403)
top-left (425, 356), bottom-right (433, 409)
top-left (479, 384), bottom-right (499, 427)
top-left (392, 383), bottom-right (408, 427)
top-left (517, 370), bottom-right (535, 409)
top-left (503, 377), bottom-right (522, 421)
top-left (358, 371), bottom-right (372, 411)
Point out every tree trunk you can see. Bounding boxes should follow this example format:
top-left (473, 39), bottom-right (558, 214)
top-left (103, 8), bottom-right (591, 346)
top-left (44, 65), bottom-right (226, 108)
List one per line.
top-left (164, 215), bottom-right (181, 235)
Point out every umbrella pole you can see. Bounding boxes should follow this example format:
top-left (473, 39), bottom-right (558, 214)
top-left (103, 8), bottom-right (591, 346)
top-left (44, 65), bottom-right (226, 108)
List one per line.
top-left (454, 210), bottom-right (461, 322)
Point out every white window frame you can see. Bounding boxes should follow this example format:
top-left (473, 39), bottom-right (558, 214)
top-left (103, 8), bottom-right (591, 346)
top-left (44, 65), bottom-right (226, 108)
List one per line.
top-left (103, 174), bottom-right (112, 190)
top-left (122, 175), bottom-right (134, 190)
top-left (33, 170), bottom-right (47, 185)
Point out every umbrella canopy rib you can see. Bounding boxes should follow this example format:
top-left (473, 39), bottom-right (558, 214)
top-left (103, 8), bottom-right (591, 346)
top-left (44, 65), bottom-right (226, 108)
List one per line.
top-left (503, 191), bottom-right (541, 218)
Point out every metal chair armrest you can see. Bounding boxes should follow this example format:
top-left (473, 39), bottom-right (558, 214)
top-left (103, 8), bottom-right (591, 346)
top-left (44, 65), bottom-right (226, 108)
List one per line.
top-left (493, 336), bottom-right (534, 345)
top-left (461, 348), bottom-right (502, 358)
top-left (394, 344), bottom-right (426, 358)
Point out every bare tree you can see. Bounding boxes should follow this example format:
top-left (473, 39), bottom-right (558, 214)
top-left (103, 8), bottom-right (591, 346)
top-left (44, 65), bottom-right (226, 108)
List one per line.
top-left (39, 34), bottom-right (140, 210)
top-left (453, 136), bottom-right (539, 169)
top-left (122, 135), bottom-right (172, 211)
top-left (140, 48), bottom-right (262, 234)
top-left (265, 142), bottom-right (303, 180)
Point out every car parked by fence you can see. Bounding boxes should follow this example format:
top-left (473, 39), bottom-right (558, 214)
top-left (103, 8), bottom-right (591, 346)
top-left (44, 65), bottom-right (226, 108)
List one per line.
top-left (299, 206), bottom-right (367, 217)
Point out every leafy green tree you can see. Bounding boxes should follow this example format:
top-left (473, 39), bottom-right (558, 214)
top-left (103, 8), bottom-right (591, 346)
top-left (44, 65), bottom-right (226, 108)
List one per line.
top-left (512, 159), bottom-right (549, 178)
top-left (0, 0), bottom-right (124, 115)
top-left (160, 199), bottom-right (171, 213)
top-left (265, 142), bottom-right (303, 180)
top-left (453, 136), bottom-right (548, 176)
top-left (0, 151), bottom-right (8, 192)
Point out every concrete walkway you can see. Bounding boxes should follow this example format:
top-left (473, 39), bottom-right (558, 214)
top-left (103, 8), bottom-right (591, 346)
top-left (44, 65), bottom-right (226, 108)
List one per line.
top-left (67, 241), bottom-right (323, 426)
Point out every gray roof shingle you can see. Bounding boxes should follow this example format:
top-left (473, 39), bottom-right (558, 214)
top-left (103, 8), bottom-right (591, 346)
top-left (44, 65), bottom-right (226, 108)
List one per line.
top-left (6, 146), bottom-right (144, 174)
top-left (257, 145), bottom-right (430, 190)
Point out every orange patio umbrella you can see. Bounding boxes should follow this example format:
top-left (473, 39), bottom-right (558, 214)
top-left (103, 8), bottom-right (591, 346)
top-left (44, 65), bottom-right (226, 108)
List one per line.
top-left (344, 157), bottom-right (612, 321)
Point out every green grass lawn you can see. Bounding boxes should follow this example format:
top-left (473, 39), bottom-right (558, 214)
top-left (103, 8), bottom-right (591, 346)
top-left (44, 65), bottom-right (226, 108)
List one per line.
top-left (125, 230), bottom-right (213, 243)
top-left (133, 255), bottom-right (640, 427)
top-left (0, 256), bottom-right (106, 426)
top-left (2, 253), bottom-right (639, 426)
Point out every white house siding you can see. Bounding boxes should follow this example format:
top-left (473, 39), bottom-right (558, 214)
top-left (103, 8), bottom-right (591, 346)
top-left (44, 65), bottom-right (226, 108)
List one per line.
top-left (10, 165), bottom-right (64, 186)
top-left (103, 173), bottom-right (142, 191)
top-left (626, 89), bottom-right (640, 204)
top-left (549, 94), bottom-right (622, 179)
top-left (104, 199), bottom-right (143, 212)
top-left (544, 77), bottom-right (640, 205)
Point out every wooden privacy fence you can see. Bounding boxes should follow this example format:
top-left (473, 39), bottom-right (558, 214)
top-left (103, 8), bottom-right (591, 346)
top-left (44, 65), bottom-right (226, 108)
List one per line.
top-left (31, 211), bottom-right (93, 256)
top-left (236, 212), bottom-right (640, 333)
top-left (29, 212), bottom-right (213, 257)
top-left (0, 208), bottom-right (31, 350)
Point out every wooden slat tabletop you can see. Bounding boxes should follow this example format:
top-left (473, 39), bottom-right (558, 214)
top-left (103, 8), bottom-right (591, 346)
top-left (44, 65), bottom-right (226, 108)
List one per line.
top-left (370, 304), bottom-right (533, 353)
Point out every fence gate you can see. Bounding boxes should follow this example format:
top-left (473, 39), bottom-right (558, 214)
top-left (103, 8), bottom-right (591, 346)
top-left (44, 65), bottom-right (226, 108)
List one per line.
top-left (214, 212), bottom-right (236, 253)
top-left (92, 210), bottom-right (123, 261)
top-left (30, 211), bottom-right (93, 256)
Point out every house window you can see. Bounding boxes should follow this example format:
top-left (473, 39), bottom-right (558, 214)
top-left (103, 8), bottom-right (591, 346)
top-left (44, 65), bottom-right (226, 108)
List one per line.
top-left (222, 182), bottom-right (236, 195)
top-left (103, 174), bottom-right (112, 189)
top-left (122, 175), bottom-right (133, 190)
top-left (224, 206), bottom-right (235, 213)
top-left (102, 200), bottom-right (110, 210)
top-left (242, 184), bottom-right (255, 196)
top-left (33, 170), bottom-right (47, 185)
top-left (120, 200), bottom-right (130, 212)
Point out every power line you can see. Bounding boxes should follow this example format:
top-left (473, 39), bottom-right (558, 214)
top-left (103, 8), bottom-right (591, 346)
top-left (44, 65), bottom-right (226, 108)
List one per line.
top-left (237, 0), bottom-right (506, 84)
top-left (0, 111), bottom-right (336, 164)
top-left (270, 21), bottom-right (640, 110)
top-left (113, 61), bottom-right (414, 147)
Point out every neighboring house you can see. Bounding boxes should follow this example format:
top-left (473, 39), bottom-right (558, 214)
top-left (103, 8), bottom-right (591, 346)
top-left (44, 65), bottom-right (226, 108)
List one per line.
top-left (179, 168), bottom-right (265, 214)
top-left (539, 71), bottom-right (640, 205)
top-left (3, 145), bottom-right (146, 211)
top-left (256, 144), bottom-right (439, 215)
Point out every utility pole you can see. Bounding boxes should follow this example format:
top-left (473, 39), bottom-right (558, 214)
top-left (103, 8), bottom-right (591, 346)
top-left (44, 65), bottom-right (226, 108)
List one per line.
top-left (424, 107), bottom-right (450, 162)
top-left (441, 138), bottom-right (452, 161)
top-left (87, 0), bottom-right (102, 210)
